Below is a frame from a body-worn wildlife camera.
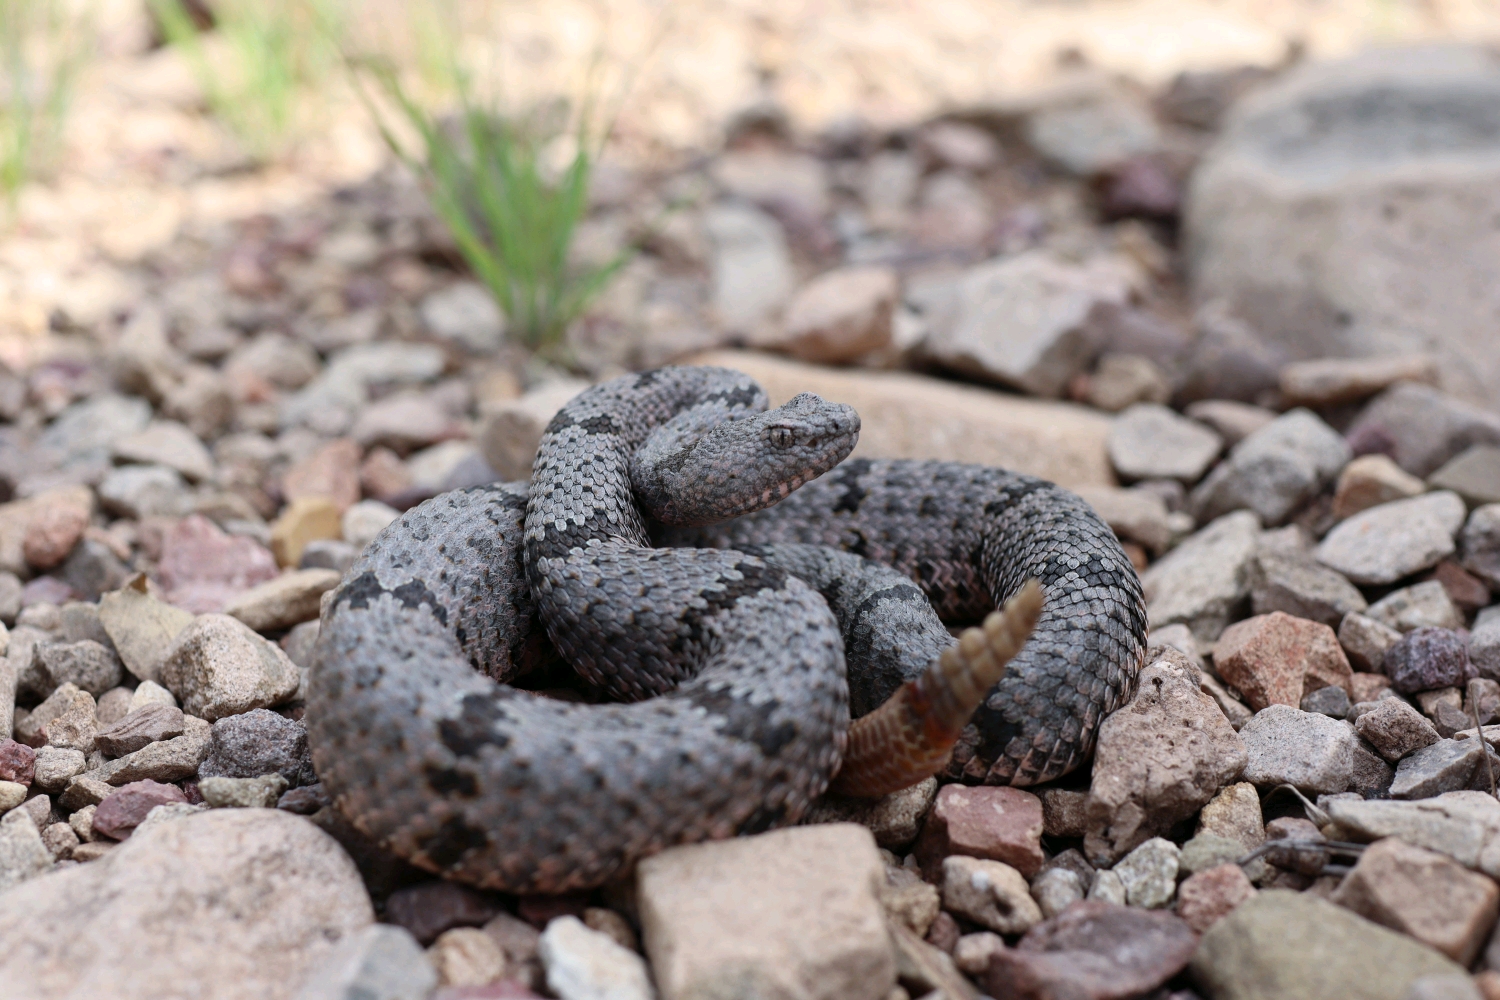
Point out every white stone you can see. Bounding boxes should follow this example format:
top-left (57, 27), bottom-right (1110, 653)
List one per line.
top-left (419, 281), bottom-right (505, 353)
top-left (1317, 491), bottom-right (1468, 586)
top-left (540, 915), bottom-right (655, 1000)
top-left (295, 924), bottom-right (436, 1000)
top-left (341, 500), bottom-right (400, 551)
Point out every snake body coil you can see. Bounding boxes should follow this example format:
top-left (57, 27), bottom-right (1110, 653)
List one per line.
top-left (306, 367), bottom-right (1146, 893)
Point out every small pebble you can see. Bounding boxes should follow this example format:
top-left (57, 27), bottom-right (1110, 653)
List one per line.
top-left (538, 916), bottom-right (655, 1000)
top-left (199, 773), bottom-right (288, 808)
top-left (430, 927), bottom-right (509, 988)
top-left (92, 780), bottom-right (189, 840)
top-left (1385, 628), bottom-right (1473, 695)
top-left (1029, 866), bottom-right (1085, 918)
top-left (1114, 837), bottom-right (1180, 909)
top-left (940, 855), bottom-right (1042, 934)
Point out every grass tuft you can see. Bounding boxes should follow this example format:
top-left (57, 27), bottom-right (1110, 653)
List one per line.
top-left (0, 0), bottom-right (86, 213)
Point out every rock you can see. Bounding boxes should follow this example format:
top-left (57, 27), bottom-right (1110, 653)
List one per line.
top-left (1084, 354), bottom-right (1172, 413)
top-left (96, 685), bottom-right (134, 726)
top-left (350, 391), bottom-right (465, 455)
top-left (1250, 550), bottom-right (1367, 627)
top-left (280, 342), bottom-right (447, 434)
top-left (271, 497), bottom-right (343, 569)
top-left (198, 708), bottom-right (314, 786)
top-left (429, 926), bottom-right (508, 988)
top-left (1369, 581), bottom-right (1466, 633)
top-left (1357, 700), bottom-right (1443, 762)
top-left (41, 819), bottom-right (78, 860)
top-left (158, 515), bottom-right (281, 614)
top-left (201, 773), bottom-right (289, 809)
top-left (0, 808), bottom-right (53, 890)
top-left (1334, 454), bottom-right (1430, 521)
top-left (1301, 685), bottom-right (1352, 718)
top-left (224, 569), bottom-right (341, 633)
top-left (0, 738), bottom-right (35, 785)
top-left (84, 715), bottom-right (210, 785)
top-left (1185, 400), bottom-right (1277, 448)
top-left (301, 540), bottom-right (358, 575)
top-left (1431, 560), bottom-right (1492, 612)
top-left (1140, 510), bottom-right (1261, 643)
top-left (1197, 782), bottom-right (1265, 850)
top-left (36, 638), bottom-right (125, 696)
top-left (383, 881), bottom-right (502, 946)
top-left (803, 777), bottom-right (937, 851)
top-left (1108, 403), bottom-right (1223, 483)
top-left (420, 281), bottom-right (505, 354)
top-left (17, 680), bottom-right (82, 746)
top-left (1387, 628), bottom-right (1474, 695)
top-left (95, 704), bottom-right (186, 757)
top-left (41, 683), bottom-right (97, 751)
top-left (158, 614), bottom-right (300, 721)
top-left (1030, 867), bottom-right (1085, 919)
top-left (293, 924), bottom-right (437, 1000)
top-left (705, 203), bottom-right (794, 334)
top-left (1340, 612), bottom-right (1405, 672)
top-left (1189, 409), bottom-right (1350, 527)
top-left (941, 855), bottom-right (1043, 934)
top-left (98, 574), bottom-right (197, 683)
top-left (1114, 836), bottom-right (1180, 909)
top-left (0, 808), bottom-right (374, 1000)
top-left (636, 824), bottom-right (895, 1000)
top-left (97, 464), bottom-right (189, 520)
top-left (1214, 612), bottom-right (1352, 712)
top-left (1463, 506), bottom-right (1500, 589)
top-left (1085, 648), bottom-right (1246, 864)
top-left (60, 774), bottom-right (113, 810)
top-left (979, 900), bottom-right (1196, 1000)
top-left (478, 380), bottom-right (590, 482)
top-left (1184, 46), bottom-right (1500, 412)
top-left (1317, 492), bottom-right (1467, 586)
top-left (1041, 789), bottom-right (1089, 839)
top-left (1326, 792), bottom-right (1500, 867)
top-left (0, 778), bottom-right (27, 810)
top-left (33, 745), bottom-right (87, 792)
top-left (1430, 446), bottom-right (1500, 509)
top-left (1073, 486), bottom-right (1185, 555)
top-left (282, 438), bottom-right (363, 514)
top-left (914, 784), bottom-right (1044, 879)
top-left (129, 679), bottom-right (177, 712)
top-left (1192, 889), bottom-right (1465, 1000)
top-left (1178, 863), bottom-right (1257, 933)
top-left (1405, 975), bottom-right (1486, 1000)
top-left (482, 912), bottom-right (544, 991)
top-left (1478, 618), bottom-right (1500, 683)
top-left (1332, 837), bottom-right (1500, 965)
top-left (1088, 868), bottom-right (1128, 905)
top-left (953, 931), bottom-right (1007, 977)
top-left (889, 921), bottom-right (981, 1000)
top-left (92, 779), bottom-right (189, 840)
top-left (537, 916), bottom-right (654, 1000)
top-left (1353, 382), bottom-right (1500, 479)
top-left (23, 502), bottom-right (88, 570)
top-left (1180, 833), bottom-right (1248, 878)
top-left (918, 250), bottom-right (1136, 398)
top-left (1280, 355), bottom-right (1440, 409)
top-left (758, 266), bottom-right (898, 364)
top-left (1026, 89), bottom-right (1161, 175)
top-left (113, 420), bottom-right (214, 482)
top-left (341, 500), bottom-right (399, 552)
top-left (1392, 739), bottom-right (1500, 799)
top-left (694, 350), bottom-right (1117, 490)
top-left (1240, 705), bottom-right (1356, 794)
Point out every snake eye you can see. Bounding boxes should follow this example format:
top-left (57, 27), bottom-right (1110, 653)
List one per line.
top-left (768, 426), bottom-right (795, 449)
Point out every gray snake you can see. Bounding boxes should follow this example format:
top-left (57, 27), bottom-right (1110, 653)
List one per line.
top-left (305, 366), bottom-right (1146, 893)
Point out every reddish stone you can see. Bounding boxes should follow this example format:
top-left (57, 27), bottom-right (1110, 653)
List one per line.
top-left (925, 911), bottom-right (961, 953)
top-left (282, 438), bottom-right (363, 513)
top-left (156, 514), bottom-right (280, 614)
top-left (1213, 612), bottom-right (1352, 711)
top-left (981, 901), bottom-right (1198, 1000)
top-left (21, 575), bottom-right (76, 608)
top-left (516, 893), bottom-right (589, 929)
top-left (1349, 672), bottom-right (1392, 703)
top-left (915, 784), bottom-right (1045, 880)
top-left (1176, 863), bottom-right (1256, 933)
top-left (23, 504), bottom-right (89, 570)
top-left (92, 780), bottom-right (189, 841)
top-left (1428, 559), bottom-right (1492, 611)
top-left (359, 446), bottom-right (413, 503)
top-left (0, 739), bottom-right (37, 786)
top-left (94, 705), bottom-right (186, 757)
top-left (385, 881), bottom-right (503, 945)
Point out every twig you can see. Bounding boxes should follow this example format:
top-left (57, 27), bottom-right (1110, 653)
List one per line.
top-left (1470, 679), bottom-right (1497, 800)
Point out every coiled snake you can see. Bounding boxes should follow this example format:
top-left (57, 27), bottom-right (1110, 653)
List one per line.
top-left (305, 366), bottom-right (1146, 894)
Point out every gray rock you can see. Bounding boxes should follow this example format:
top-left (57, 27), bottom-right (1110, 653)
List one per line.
top-left (1030, 867), bottom-right (1086, 919)
top-left (157, 614), bottom-right (301, 722)
top-left (1429, 445), bottom-right (1500, 508)
top-left (59, 540), bottom-right (130, 603)
top-left (941, 855), bottom-right (1043, 934)
top-left (1075, 486), bottom-right (1186, 555)
top-left (1107, 403), bottom-right (1223, 483)
top-left (200, 773), bottom-right (289, 809)
top-left (95, 704), bottom-right (186, 757)
top-left (1391, 738), bottom-right (1500, 799)
top-left (1462, 504), bottom-right (1500, 589)
top-left (0, 571), bottom-right (21, 625)
top-left (1185, 400), bottom-right (1277, 448)
top-left (293, 924), bottom-right (436, 1000)
top-left (1402, 975), bottom-right (1485, 1000)
top-left (705, 203), bottom-right (794, 335)
top-left (32, 745), bottom-right (87, 792)
top-left (35, 394), bottom-right (152, 464)
top-left (1301, 685), bottom-right (1352, 718)
top-left (223, 568), bottom-right (341, 634)
top-left (98, 573), bottom-right (196, 684)
top-left (1189, 409), bottom-right (1351, 527)
top-left (1352, 741), bottom-right (1398, 798)
top-left (418, 281), bottom-right (505, 353)
top-left (802, 777), bottom-right (937, 852)
top-left (300, 540), bottom-right (357, 575)
top-left (1352, 382), bottom-right (1500, 479)
top-left (85, 715), bottom-right (210, 785)
top-left (478, 379), bottom-right (590, 482)
top-left (1179, 833), bottom-right (1250, 878)
top-left (36, 639), bottom-right (124, 697)
top-left (1140, 510), bottom-right (1261, 643)
top-left (197, 708), bottom-right (315, 787)
top-left (1250, 550), bottom-right (1367, 627)
top-left (1340, 611), bottom-right (1405, 672)
top-left (0, 808), bottom-right (374, 1000)
top-left (1184, 46), bottom-right (1500, 414)
top-left (1316, 492), bottom-right (1467, 586)
top-left (1088, 868), bottom-right (1128, 905)
top-left (1279, 354), bottom-right (1440, 409)
top-left (1239, 705), bottom-right (1356, 794)
top-left (0, 808), bottom-right (52, 891)
top-left (280, 342), bottom-right (447, 434)
top-left (1367, 580), bottom-right (1466, 633)
top-left (540, 915), bottom-right (656, 1000)
top-left (112, 421), bottom-right (214, 482)
top-left (1025, 91), bottom-right (1161, 175)
top-left (1113, 837), bottom-right (1180, 909)
top-left (1190, 889), bottom-right (1464, 1000)
top-left (1325, 792), bottom-right (1500, 870)
top-left (97, 464), bottom-right (190, 520)
top-left (1386, 628), bottom-right (1473, 695)
top-left (1474, 616), bottom-right (1500, 683)
top-left (1357, 698), bottom-right (1442, 762)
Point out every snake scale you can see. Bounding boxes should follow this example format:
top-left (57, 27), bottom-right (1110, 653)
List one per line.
top-left (305, 366), bottom-right (1147, 894)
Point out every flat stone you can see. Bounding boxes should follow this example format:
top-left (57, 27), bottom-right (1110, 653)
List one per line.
top-left (95, 704), bottom-right (186, 757)
top-left (1108, 403), bottom-right (1223, 483)
top-left (158, 614), bottom-right (300, 721)
top-left (33, 745), bottom-right (87, 792)
top-left (270, 497), bottom-right (343, 569)
top-left (1140, 510), bottom-right (1261, 643)
top-left (1185, 400), bottom-right (1277, 448)
top-left (941, 855), bottom-right (1043, 934)
top-left (1280, 355), bottom-right (1440, 409)
top-left (1369, 581), bottom-right (1466, 633)
top-left (200, 774), bottom-right (288, 809)
top-left (918, 250), bottom-right (1136, 398)
top-left (1178, 863), bottom-right (1257, 933)
top-left (694, 351), bottom-right (1117, 490)
top-left (1357, 699), bottom-right (1443, 763)
top-left (113, 420), bottom-right (214, 482)
top-left (1213, 612), bottom-right (1352, 712)
top-left (1430, 446), bottom-right (1500, 508)
top-left (1250, 550), bottom-right (1367, 627)
top-left (1113, 836), bottom-right (1180, 909)
top-left (1317, 492), bottom-right (1467, 586)
top-left (282, 438), bottom-right (363, 514)
top-left (197, 708), bottom-right (315, 786)
top-left (1332, 837), bottom-right (1500, 965)
top-left (478, 380), bottom-right (590, 482)
top-left (1075, 486), bottom-right (1184, 554)
top-left (1392, 739), bottom-right (1500, 799)
top-left (0, 808), bottom-right (374, 1000)
top-left (0, 808), bottom-right (53, 891)
top-left (1085, 648), bottom-right (1246, 864)
top-left (1301, 685), bottom-right (1352, 718)
top-left (293, 924), bottom-right (437, 1000)
top-left (1386, 628), bottom-right (1473, 694)
top-left (1190, 409), bottom-right (1350, 527)
top-left (1462, 505), bottom-right (1500, 589)
top-left (419, 281), bottom-right (505, 354)
top-left (979, 900), bottom-right (1196, 1000)
top-left (158, 515), bottom-right (281, 615)
top-left (914, 783), bottom-right (1044, 879)
top-left (803, 777), bottom-right (937, 852)
top-left (1179, 833), bottom-right (1249, 878)
top-left (1191, 889), bottom-right (1465, 1000)
top-left (92, 779), bottom-right (189, 840)
top-left (1325, 792), bottom-right (1500, 870)
top-left (636, 824), bottom-right (896, 1000)
top-left (1334, 454), bottom-right (1429, 521)
top-left (224, 569), bottom-right (341, 633)
top-left (757, 266), bottom-right (898, 364)
top-left (98, 574), bottom-right (197, 683)
top-left (1340, 612), bottom-right (1405, 672)
top-left (85, 715), bottom-right (210, 785)
top-left (1240, 705), bottom-right (1357, 794)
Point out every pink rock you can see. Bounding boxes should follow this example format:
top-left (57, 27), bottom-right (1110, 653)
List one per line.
top-left (1213, 611), bottom-right (1352, 711)
top-left (281, 438), bottom-right (363, 513)
top-left (385, 882), bottom-right (503, 945)
top-left (1176, 863), bottom-right (1256, 933)
top-left (23, 504), bottom-right (89, 570)
top-left (92, 780), bottom-right (189, 840)
top-left (0, 739), bottom-right (36, 786)
top-left (915, 784), bottom-right (1045, 879)
top-left (156, 515), bottom-right (279, 614)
